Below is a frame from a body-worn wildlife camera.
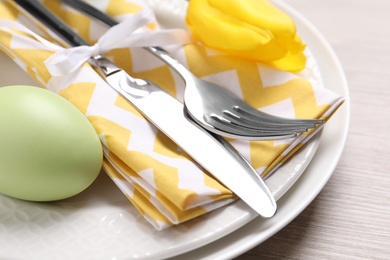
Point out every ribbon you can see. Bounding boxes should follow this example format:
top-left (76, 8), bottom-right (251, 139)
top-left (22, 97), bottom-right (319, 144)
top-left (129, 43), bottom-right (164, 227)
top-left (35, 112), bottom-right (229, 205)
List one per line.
top-left (0, 7), bottom-right (191, 77)
top-left (45, 9), bottom-right (191, 76)
top-left (44, 8), bottom-right (191, 77)
top-left (0, 19), bottom-right (62, 51)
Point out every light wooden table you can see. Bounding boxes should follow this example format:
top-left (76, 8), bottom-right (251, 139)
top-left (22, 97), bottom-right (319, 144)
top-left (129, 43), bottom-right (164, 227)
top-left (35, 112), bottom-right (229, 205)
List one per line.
top-left (236, 0), bottom-right (390, 259)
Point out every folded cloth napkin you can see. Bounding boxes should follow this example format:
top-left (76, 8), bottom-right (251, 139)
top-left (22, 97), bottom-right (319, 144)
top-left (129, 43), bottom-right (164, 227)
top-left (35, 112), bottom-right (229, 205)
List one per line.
top-left (0, 0), bottom-right (344, 230)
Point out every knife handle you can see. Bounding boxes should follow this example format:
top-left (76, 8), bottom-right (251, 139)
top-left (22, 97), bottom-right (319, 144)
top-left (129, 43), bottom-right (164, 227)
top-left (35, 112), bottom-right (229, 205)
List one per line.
top-left (12, 0), bottom-right (89, 48)
top-left (11, 0), bottom-right (122, 78)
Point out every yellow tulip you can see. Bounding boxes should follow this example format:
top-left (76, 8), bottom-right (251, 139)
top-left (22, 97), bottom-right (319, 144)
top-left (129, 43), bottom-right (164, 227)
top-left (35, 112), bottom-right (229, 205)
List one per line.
top-left (186, 0), bottom-right (306, 72)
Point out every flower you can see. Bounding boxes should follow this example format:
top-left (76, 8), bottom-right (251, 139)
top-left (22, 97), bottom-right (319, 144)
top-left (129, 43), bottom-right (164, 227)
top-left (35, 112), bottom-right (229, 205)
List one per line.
top-left (186, 0), bottom-right (306, 72)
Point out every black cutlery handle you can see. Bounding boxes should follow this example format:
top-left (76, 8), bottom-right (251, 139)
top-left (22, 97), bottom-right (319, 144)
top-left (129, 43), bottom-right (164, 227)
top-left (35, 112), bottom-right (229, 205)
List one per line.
top-left (12, 0), bottom-right (89, 47)
top-left (60, 0), bottom-right (118, 27)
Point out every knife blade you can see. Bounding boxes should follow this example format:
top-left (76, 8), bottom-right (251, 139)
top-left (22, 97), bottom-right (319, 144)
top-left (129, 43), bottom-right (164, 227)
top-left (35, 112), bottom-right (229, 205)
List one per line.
top-left (10, 0), bottom-right (277, 218)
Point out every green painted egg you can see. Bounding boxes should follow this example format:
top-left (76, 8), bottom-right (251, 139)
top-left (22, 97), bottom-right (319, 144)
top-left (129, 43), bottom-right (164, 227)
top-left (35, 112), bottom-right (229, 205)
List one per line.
top-left (0, 85), bottom-right (103, 201)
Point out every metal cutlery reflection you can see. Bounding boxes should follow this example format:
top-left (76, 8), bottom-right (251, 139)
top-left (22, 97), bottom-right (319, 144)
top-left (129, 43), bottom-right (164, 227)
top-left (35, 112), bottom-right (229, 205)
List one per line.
top-left (11, 0), bottom-right (277, 217)
top-left (58, 0), bottom-right (323, 141)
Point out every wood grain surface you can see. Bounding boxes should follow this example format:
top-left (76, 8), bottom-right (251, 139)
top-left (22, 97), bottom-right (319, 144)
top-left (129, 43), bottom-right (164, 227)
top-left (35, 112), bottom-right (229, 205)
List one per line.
top-left (235, 0), bottom-right (390, 259)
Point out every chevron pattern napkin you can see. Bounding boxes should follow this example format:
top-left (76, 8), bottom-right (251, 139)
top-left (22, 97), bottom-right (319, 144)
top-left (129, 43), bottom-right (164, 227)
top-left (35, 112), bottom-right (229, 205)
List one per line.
top-left (0, 0), bottom-right (344, 229)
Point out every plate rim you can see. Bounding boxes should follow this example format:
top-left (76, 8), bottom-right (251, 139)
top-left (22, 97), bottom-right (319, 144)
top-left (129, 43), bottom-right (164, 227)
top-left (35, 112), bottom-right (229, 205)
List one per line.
top-left (0, 0), bottom-right (349, 259)
top-left (165, 0), bottom-right (350, 258)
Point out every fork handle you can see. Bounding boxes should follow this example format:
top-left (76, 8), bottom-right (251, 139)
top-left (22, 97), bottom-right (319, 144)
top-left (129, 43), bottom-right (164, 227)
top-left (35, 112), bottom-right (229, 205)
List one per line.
top-left (58, 0), bottom-right (195, 80)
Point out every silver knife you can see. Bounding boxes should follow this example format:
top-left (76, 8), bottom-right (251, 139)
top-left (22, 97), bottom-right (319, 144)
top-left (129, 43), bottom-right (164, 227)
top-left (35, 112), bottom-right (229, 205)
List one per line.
top-left (10, 0), bottom-right (277, 218)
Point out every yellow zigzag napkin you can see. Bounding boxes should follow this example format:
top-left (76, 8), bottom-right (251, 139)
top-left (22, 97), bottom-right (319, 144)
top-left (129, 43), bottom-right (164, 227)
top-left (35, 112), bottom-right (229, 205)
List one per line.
top-left (0, 0), bottom-right (344, 230)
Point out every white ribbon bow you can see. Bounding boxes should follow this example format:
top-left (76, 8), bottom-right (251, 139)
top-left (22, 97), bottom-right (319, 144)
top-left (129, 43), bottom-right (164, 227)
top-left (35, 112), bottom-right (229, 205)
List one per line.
top-left (43, 8), bottom-right (191, 76)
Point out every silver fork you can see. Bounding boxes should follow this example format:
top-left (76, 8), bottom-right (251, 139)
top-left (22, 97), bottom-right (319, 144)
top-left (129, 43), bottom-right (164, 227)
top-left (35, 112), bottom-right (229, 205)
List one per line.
top-left (12, 0), bottom-right (278, 217)
top-left (58, 0), bottom-right (323, 140)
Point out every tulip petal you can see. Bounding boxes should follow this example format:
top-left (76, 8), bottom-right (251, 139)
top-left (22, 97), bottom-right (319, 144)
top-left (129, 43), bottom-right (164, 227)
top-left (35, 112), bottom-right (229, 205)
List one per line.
top-left (186, 0), bottom-right (307, 71)
top-left (186, 0), bottom-right (271, 48)
top-left (267, 51), bottom-right (307, 72)
top-left (209, 0), bottom-right (296, 34)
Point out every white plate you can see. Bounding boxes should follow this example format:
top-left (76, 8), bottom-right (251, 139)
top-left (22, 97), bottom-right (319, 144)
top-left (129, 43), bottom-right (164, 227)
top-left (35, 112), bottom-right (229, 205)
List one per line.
top-left (0, 0), bottom-right (348, 259)
top-left (165, 0), bottom-right (350, 259)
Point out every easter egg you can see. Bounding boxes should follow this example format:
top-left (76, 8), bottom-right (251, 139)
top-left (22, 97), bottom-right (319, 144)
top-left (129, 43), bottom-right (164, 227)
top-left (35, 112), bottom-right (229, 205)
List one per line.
top-left (0, 85), bottom-right (103, 201)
